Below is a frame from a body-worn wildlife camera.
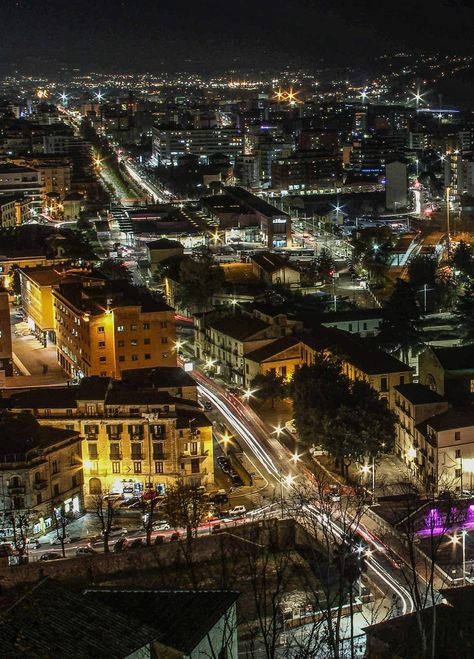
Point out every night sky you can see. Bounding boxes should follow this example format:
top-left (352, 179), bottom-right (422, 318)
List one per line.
top-left (1, 0), bottom-right (473, 71)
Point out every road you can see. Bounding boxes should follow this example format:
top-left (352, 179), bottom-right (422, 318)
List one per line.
top-left (192, 367), bottom-right (416, 616)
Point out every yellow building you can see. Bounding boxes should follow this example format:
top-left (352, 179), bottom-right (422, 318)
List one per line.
top-left (53, 278), bottom-right (177, 379)
top-left (0, 251), bottom-right (68, 291)
top-left (0, 195), bottom-right (31, 228)
top-left (0, 413), bottom-right (83, 538)
top-left (0, 288), bottom-right (13, 376)
top-left (5, 374), bottom-right (213, 502)
top-left (244, 336), bottom-right (310, 387)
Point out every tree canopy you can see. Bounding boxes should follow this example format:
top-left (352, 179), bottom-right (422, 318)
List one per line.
top-left (378, 278), bottom-right (423, 363)
top-left (251, 371), bottom-right (288, 408)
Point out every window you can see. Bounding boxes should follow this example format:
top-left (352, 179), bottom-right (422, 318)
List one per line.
top-left (455, 468), bottom-right (462, 479)
top-left (455, 431), bottom-right (461, 441)
top-left (112, 462), bottom-right (121, 474)
top-left (36, 494), bottom-right (42, 505)
top-left (99, 356), bottom-right (106, 362)
top-left (133, 461), bottom-right (142, 474)
top-left (190, 441), bottom-right (198, 455)
top-left (155, 461), bottom-right (164, 474)
top-left (160, 321), bottom-right (168, 329)
top-left (97, 326), bottom-right (104, 333)
top-left (117, 325), bottom-right (124, 332)
top-left (131, 354), bottom-right (138, 361)
top-left (88, 444), bottom-right (98, 459)
top-left (130, 324), bottom-right (137, 331)
top-left (162, 352), bottom-right (169, 359)
top-left (52, 460), bottom-right (58, 474)
top-left (98, 341), bottom-right (106, 348)
top-left (348, 324), bottom-right (353, 332)
top-left (380, 377), bottom-right (388, 392)
top-left (455, 449), bottom-right (461, 459)
top-left (145, 353), bottom-right (151, 360)
top-left (363, 322), bottom-right (367, 331)
top-left (153, 442), bottom-right (164, 459)
top-left (400, 375), bottom-right (405, 385)
top-left (143, 322), bottom-right (150, 330)
top-left (131, 339), bottom-right (138, 346)
top-left (53, 484), bottom-right (59, 497)
top-left (110, 443), bottom-right (121, 460)
top-left (144, 338), bottom-right (150, 345)
top-left (161, 337), bottom-right (168, 344)
top-left (131, 443), bottom-right (142, 460)
top-left (191, 458), bottom-right (200, 474)
top-left (118, 340), bottom-right (125, 347)
top-left (118, 355), bottom-right (125, 362)
top-left (72, 475), bottom-right (77, 488)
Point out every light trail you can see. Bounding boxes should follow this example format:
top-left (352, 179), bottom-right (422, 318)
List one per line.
top-left (197, 376), bottom-right (415, 615)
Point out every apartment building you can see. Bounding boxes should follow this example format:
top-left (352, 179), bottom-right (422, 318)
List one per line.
top-left (194, 308), bottom-right (301, 386)
top-left (4, 373), bottom-right (213, 501)
top-left (0, 195), bottom-right (31, 228)
top-left (0, 413), bottom-right (83, 538)
top-left (394, 383), bottom-right (474, 493)
top-left (152, 126), bottom-right (243, 165)
top-left (53, 278), bottom-right (176, 378)
top-left (0, 164), bottom-right (43, 212)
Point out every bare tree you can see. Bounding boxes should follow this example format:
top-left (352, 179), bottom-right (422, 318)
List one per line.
top-left (141, 490), bottom-right (162, 546)
top-left (163, 481), bottom-right (207, 545)
top-left (8, 508), bottom-right (30, 563)
top-left (91, 493), bottom-right (116, 553)
top-left (52, 505), bottom-right (70, 558)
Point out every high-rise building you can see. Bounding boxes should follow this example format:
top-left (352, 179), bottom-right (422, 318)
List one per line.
top-left (385, 159), bottom-right (408, 211)
top-left (52, 278), bottom-right (176, 379)
top-left (234, 154), bottom-right (259, 188)
top-left (152, 127), bottom-right (243, 165)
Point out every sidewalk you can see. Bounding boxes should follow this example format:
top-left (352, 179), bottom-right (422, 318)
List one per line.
top-left (7, 332), bottom-right (68, 388)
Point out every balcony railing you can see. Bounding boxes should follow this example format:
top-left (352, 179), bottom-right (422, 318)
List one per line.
top-left (8, 485), bottom-right (26, 494)
top-left (33, 480), bottom-right (48, 491)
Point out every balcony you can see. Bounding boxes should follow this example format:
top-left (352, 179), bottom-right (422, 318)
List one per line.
top-left (33, 480), bottom-right (48, 491)
top-left (8, 485), bottom-right (26, 495)
top-left (131, 453), bottom-right (144, 461)
top-left (109, 454), bottom-right (123, 461)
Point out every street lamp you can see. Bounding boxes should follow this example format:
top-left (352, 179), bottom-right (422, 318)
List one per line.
top-left (272, 424), bottom-right (283, 437)
top-left (290, 452), bottom-right (302, 465)
top-left (221, 432), bottom-right (231, 455)
top-left (173, 339), bottom-right (185, 353)
top-left (451, 530), bottom-right (467, 585)
top-left (360, 459), bottom-right (376, 505)
top-left (242, 387), bottom-right (256, 401)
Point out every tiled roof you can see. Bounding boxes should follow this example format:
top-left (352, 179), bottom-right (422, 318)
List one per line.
top-left (210, 314), bottom-right (270, 341)
top-left (245, 335), bottom-right (302, 363)
top-left (251, 251), bottom-right (298, 274)
top-left (84, 589), bottom-right (240, 654)
top-left (431, 345), bottom-right (474, 371)
top-left (394, 383), bottom-right (445, 405)
top-left (426, 407), bottom-right (474, 432)
top-left (121, 366), bottom-right (196, 389)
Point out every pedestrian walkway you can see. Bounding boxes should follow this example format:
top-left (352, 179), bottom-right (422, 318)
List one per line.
top-left (7, 333), bottom-right (68, 388)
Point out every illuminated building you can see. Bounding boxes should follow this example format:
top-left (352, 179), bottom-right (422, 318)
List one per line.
top-left (53, 278), bottom-right (176, 378)
top-left (0, 288), bottom-right (13, 377)
top-left (0, 414), bottom-right (83, 538)
top-left (271, 150), bottom-right (342, 193)
top-left (0, 164), bottom-right (43, 213)
top-left (0, 195), bottom-right (31, 228)
top-left (152, 127), bottom-right (243, 166)
top-left (5, 373), bottom-right (213, 500)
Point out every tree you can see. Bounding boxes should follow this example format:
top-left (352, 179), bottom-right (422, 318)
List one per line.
top-left (141, 490), bottom-right (162, 546)
top-left (162, 481), bottom-right (207, 545)
top-left (91, 493), bottom-right (116, 553)
top-left (251, 371), bottom-right (288, 409)
top-left (169, 253), bottom-right (225, 311)
top-left (378, 278), bottom-right (423, 364)
top-left (292, 359), bottom-right (395, 478)
top-left (408, 255), bottom-right (437, 289)
top-left (316, 247), bottom-right (335, 283)
top-left (96, 258), bottom-right (133, 282)
top-left (453, 240), bottom-right (474, 278)
top-left (52, 505), bottom-right (70, 558)
top-left (457, 277), bottom-right (474, 344)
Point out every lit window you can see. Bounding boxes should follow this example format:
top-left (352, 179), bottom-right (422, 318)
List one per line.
top-left (99, 356), bottom-right (106, 362)
top-left (131, 354), bottom-right (138, 361)
top-left (117, 325), bottom-right (124, 332)
top-left (143, 323), bottom-right (150, 330)
top-left (130, 324), bottom-right (137, 331)
top-left (97, 326), bottom-right (104, 333)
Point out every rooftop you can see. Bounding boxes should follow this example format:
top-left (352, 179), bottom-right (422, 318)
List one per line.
top-left (121, 366), bottom-right (197, 389)
top-left (245, 335), bottom-right (302, 363)
top-left (394, 383), bottom-right (446, 405)
top-left (210, 313), bottom-right (270, 341)
top-left (225, 186), bottom-right (289, 219)
top-left (0, 413), bottom-right (79, 458)
top-left (427, 407), bottom-right (474, 432)
top-left (431, 345), bottom-right (474, 371)
top-left (84, 589), bottom-right (239, 655)
top-left (147, 238), bottom-right (184, 250)
top-left (251, 251), bottom-right (298, 274)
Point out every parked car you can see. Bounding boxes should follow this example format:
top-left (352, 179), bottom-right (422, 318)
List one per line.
top-left (285, 419), bottom-right (297, 435)
top-left (103, 493), bottom-right (123, 501)
top-left (113, 538), bottom-right (129, 552)
top-left (169, 532), bottom-right (180, 542)
top-left (75, 546), bottom-right (97, 556)
top-left (50, 534), bottom-right (71, 545)
top-left (229, 505), bottom-right (246, 517)
top-left (217, 457), bottom-right (231, 473)
top-left (119, 497), bottom-right (140, 508)
top-left (203, 401), bottom-right (212, 411)
top-left (25, 539), bottom-right (41, 550)
top-left (152, 521), bottom-right (170, 531)
top-left (102, 526), bottom-right (127, 538)
top-left (231, 474), bottom-right (244, 487)
top-left (129, 538), bottom-right (145, 549)
top-left (154, 535), bottom-right (165, 546)
top-left (39, 552), bottom-right (62, 561)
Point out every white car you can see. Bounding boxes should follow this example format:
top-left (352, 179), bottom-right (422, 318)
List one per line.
top-left (24, 539), bottom-right (41, 550)
top-left (101, 526), bottom-right (128, 538)
top-left (152, 521), bottom-right (171, 531)
top-left (50, 534), bottom-right (71, 545)
top-left (229, 505), bottom-right (246, 517)
top-left (285, 420), bottom-right (297, 435)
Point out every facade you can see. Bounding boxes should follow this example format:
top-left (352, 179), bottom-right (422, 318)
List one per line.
top-left (0, 289), bottom-right (13, 377)
top-left (0, 164), bottom-right (43, 212)
top-left (147, 238), bottom-right (184, 275)
top-left (320, 309), bottom-right (383, 337)
top-left (0, 414), bottom-right (83, 538)
top-left (419, 345), bottom-right (474, 402)
top-left (271, 150), bottom-right (342, 193)
top-left (52, 278), bottom-right (176, 378)
top-left (0, 251), bottom-right (69, 291)
top-left (152, 126), bottom-right (243, 165)
top-left (194, 309), bottom-right (300, 386)
top-left (244, 335), bottom-right (310, 387)
top-left (0, 195), bottom-right (31, 228)
top-left (5, 374), bottom-right (213, 500)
